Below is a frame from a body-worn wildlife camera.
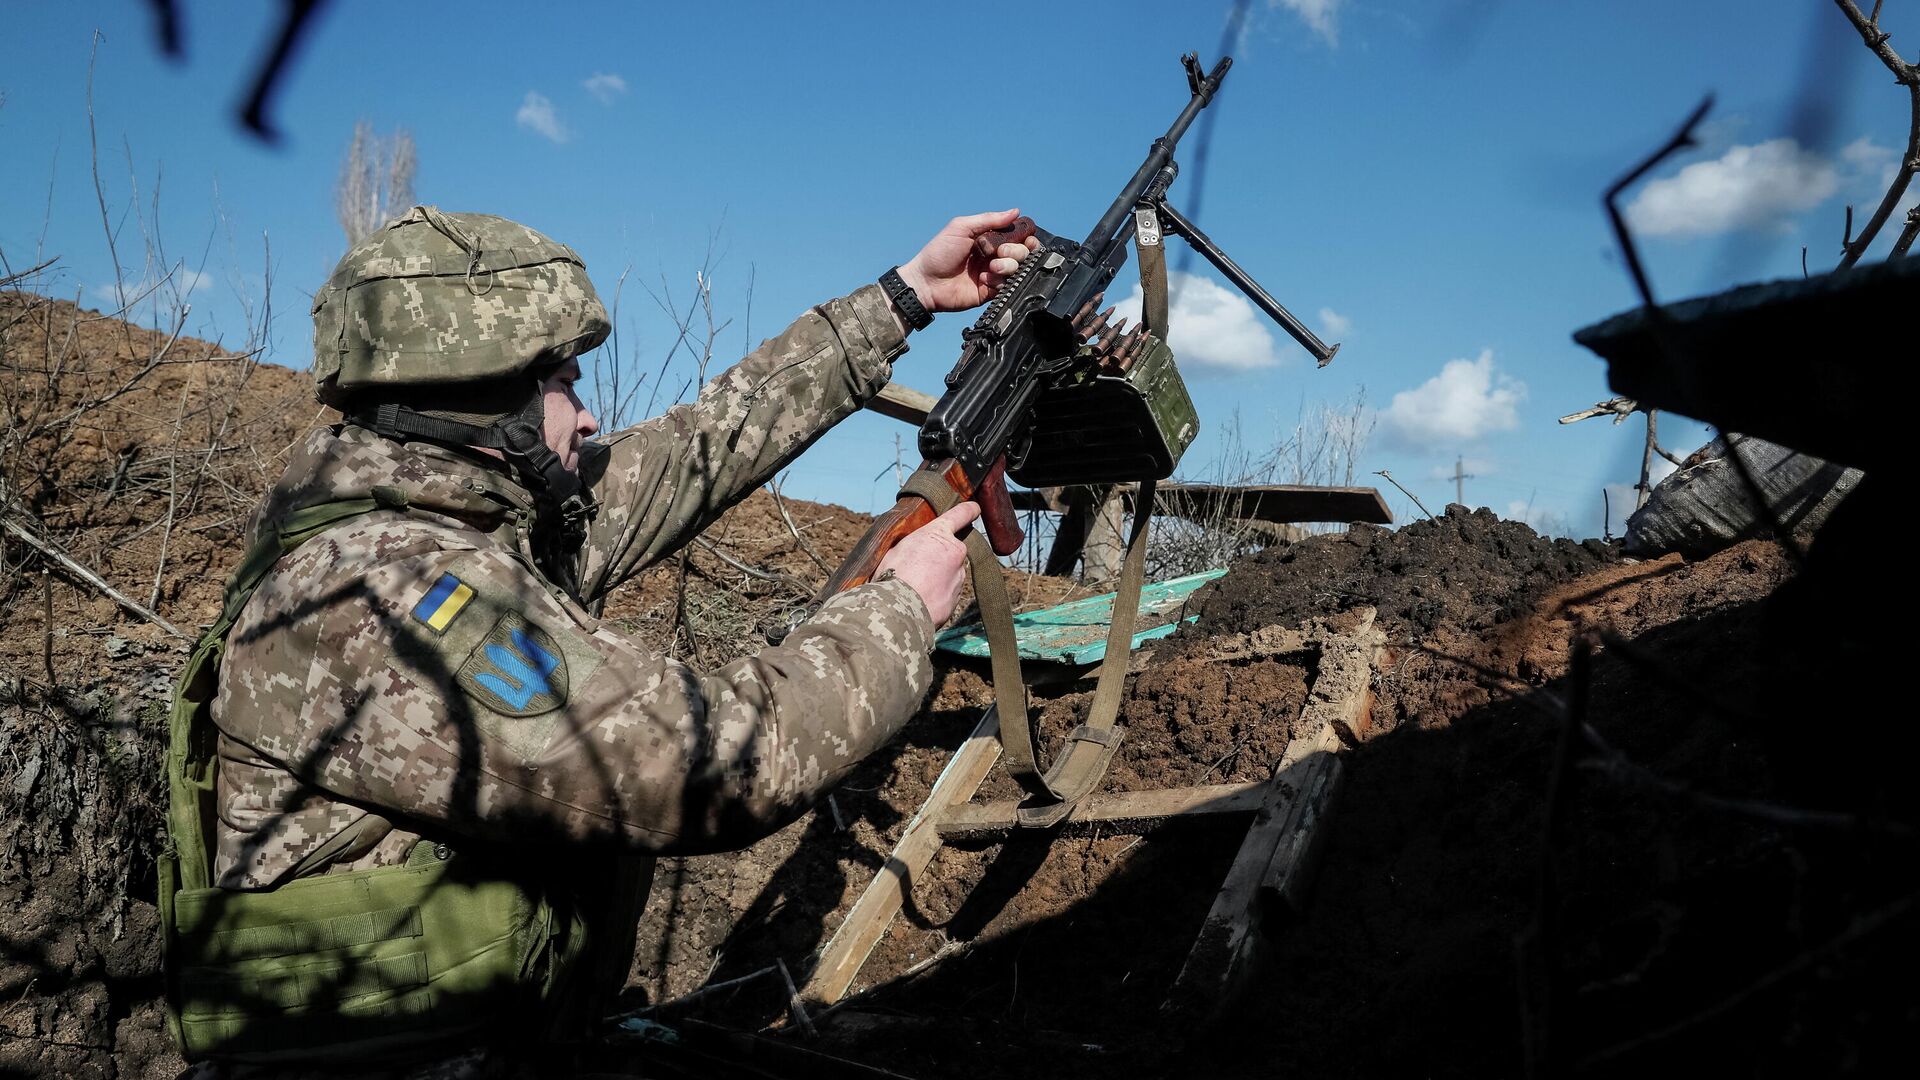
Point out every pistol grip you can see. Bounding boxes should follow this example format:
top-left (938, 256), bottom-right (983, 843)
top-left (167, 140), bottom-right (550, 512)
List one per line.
top-left (976, 216), bottom-right (1038, 256)
top-left (975, 457), bottom-right (1024, 557)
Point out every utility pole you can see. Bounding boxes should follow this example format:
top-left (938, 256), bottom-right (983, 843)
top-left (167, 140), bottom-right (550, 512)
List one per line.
top-left (1451, 455), bottom-right (1474, 506)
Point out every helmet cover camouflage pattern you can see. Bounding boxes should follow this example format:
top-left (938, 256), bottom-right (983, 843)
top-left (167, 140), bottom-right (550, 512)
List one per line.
top-left (311, 206), bottom-right (611, 406)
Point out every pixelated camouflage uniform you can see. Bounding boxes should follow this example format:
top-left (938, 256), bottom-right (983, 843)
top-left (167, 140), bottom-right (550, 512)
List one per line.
top-left (202, 276), bottom-right (931, 1072)
top-left (215, 280), bottom-right (927, 888)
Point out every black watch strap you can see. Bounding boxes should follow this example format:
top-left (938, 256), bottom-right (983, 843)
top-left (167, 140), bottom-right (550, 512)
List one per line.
top-left (880, 266), bottom-right (933, 332)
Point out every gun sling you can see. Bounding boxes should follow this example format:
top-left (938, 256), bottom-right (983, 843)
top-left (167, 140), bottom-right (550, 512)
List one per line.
top-left (898, 472), bottom-right (1157, 827)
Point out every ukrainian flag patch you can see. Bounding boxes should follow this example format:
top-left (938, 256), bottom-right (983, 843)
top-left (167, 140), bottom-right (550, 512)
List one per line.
top-left (412, 572), bottom-right (473, 634)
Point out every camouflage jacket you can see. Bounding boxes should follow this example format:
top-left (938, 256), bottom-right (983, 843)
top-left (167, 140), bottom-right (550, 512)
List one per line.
top-left (212, 285), bottom-right (931, 888)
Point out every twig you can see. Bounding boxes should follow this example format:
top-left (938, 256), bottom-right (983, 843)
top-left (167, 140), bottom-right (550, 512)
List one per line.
top-left (611, 965), bottom-right (778, 1022)
top-left (42, 570), bottom-right (56, 687)
top-left (86, 31), bottom-right (131, 351)
top-left (690, 536), bottom-right (810, 592)
top-left (1605, 95), bottom-right (1714, 310)
top-left (775, 958), bottom-right (818, 1038)
top-left (1578, 891), bottom-right (1919, 1068)
top-left (1634, 410), bottom-right (1661, 510)
top-left (1373, 469), bottom-right (1435, 521)
top-left (0, 256), bottom-right (59, 290)
top-left (148, 358), bottom-right (198, 608)
top-left (769, 475), bottom-right (831, 579)
top-left (1558, 397), bottom-right (1638, 426)
top-left (2, 515), bottom-right (188, 638)
top-left (1833, 0), bottom-right (1920, 267)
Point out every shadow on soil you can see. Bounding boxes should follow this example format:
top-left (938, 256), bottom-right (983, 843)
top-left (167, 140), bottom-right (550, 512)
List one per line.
top-left (705, 584), bottom-right (1917, 1080)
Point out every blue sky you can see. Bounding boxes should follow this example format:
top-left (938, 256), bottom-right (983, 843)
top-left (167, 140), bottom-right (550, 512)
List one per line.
top-left (4, 1), bottom-right (1912, 538)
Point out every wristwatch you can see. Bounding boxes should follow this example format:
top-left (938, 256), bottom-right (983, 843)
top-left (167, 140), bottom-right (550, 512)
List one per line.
top-left (880, 266), bottom-right (933, 332)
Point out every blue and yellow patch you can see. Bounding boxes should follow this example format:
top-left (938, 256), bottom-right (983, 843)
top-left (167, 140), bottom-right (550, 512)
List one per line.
top-left (457, 613), bottom-right (569, 717)
top-left (411, 572), bottom-right (473, 634)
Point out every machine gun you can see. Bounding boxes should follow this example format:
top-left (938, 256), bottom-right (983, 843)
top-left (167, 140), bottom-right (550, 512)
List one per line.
top-left (811, 53), bottom-right (1337, 818)
top-left (818, 53), bottom-right (1336, 598)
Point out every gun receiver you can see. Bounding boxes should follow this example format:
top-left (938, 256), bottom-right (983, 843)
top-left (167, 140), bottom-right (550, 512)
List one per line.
top-left (813, 52), bottom-right (1336, 603)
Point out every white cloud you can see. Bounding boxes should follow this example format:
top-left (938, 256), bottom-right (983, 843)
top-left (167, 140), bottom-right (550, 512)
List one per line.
top-left (92, 267), bottom-right (208, 308)
top-left (1841, 135), bottom-right (1893, 174)
top-left (516, 92), bottom-right (568, 143)
top-left (1625, 138), bottom-right (1837, 236)
top-left (1380, 349), bottom-right (1526, 448)
top-left (583, 73), bottom-right (628, 105)
top-left (1112, 271), bottom-right (1280, 371)
top-left (1318, 306), bottom-right (1352, 338)
top-left (1838, 136), bottom-right (1920, 240)
top-left (1272, 0), bottom-right (1344, 46)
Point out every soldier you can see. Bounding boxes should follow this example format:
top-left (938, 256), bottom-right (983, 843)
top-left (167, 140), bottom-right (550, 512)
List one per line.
top-left (161, 205), bottom-right (1038, 1072)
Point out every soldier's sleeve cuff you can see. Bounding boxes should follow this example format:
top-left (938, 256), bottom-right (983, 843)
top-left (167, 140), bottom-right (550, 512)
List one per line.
top-left (844, 283), bottom-right (911, 368)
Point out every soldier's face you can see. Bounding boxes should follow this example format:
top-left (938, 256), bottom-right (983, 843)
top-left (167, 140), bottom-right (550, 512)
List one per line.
top-left (540, 359), bottom-right (599, 471)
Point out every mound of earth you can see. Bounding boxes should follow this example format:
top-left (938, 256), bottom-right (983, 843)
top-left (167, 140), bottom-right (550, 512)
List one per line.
top-left (632, 510), bottom-right (1907, 1079)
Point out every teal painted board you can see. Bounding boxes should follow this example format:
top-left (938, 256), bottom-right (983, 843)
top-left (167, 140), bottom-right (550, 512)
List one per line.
top-left (935, 568), bottom-right (1227, 666)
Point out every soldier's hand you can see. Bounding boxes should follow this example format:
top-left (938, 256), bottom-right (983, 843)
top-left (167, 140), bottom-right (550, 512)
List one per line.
top-left (875, 501), bottom-right (981, 625)
top-left (895, 210), bottom-right (1041, 316)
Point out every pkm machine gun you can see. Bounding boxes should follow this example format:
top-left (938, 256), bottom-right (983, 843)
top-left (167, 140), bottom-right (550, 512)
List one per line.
top-left (820, 53), bottom-right (1336, 598)
top-left (812, 52), bottom-right (1338, 819)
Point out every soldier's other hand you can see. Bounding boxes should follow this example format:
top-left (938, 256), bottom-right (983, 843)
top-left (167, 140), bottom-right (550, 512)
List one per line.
top-left (895, 210), bottom-right (1041, 316)
top-left (874, 501), bottom-right (981, 626)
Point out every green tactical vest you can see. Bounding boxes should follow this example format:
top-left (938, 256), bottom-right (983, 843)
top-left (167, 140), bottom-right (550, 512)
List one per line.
top-left (159, 494), bottom-right (648, 1066)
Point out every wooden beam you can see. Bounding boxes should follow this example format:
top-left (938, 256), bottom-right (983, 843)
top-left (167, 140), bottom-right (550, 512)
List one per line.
top-left (936, 781), bottom-right (1265, 842)
top-left (1149, 483), bottom-right (1393, 526)
top-left (1008, 483), bottom-right (1393, 526)
top-left (800, 707), bottom-right (1002, 1007)
top-left (862, 381), bottom-right (937, 427)
top-left (1164, 609), bottom-right (1383, 1021)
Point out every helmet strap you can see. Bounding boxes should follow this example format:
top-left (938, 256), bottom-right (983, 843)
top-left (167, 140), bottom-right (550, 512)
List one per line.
top-left (347, 389), bottom-right (596, 589)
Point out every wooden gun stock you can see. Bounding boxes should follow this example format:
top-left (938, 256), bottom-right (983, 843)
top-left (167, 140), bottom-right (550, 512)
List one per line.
top-left (818, 456), bottom-right (1022, 598)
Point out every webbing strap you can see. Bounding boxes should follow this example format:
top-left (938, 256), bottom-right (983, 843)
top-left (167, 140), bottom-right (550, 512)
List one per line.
top-left (166, 497), bottom-right (382, 895)
top-left (1016, 477), bottom-right (1154, 827)
top-left (1134, 206), bottom-right (1170, 337)
top-left (199, 906), bottom-right (423, 965)
top-left (896, 472), bottom-right (1159, 825)
top-left (896, 473), bottom-right (1041, 791)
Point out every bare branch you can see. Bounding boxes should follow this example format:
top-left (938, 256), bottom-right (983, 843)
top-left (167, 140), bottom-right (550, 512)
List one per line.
top-left (1558, 397), bottom-right (1639, 425)
top-left (0, 256), bottom-right (59, 290)
top-left (1, 514), bottom-right (188, 639)
top-left (1833, 0), bottom-right (1920, 267)
top-left (1373, 469), bottom-right (1435, 521)
top-left (1606, 96), bottom-right (1714, 310)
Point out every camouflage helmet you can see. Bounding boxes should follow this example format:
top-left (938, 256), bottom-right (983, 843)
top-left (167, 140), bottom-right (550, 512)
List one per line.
top-left (311, 205), bottom-right (610, 407)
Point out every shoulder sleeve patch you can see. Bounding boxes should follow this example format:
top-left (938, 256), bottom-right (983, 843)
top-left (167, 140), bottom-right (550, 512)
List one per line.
top-left (390, 553), bottom-right (606, 762)
top-left (411, 572), bottom-right (474, 633)
top-left (457, 612), bottom-right (568, 717)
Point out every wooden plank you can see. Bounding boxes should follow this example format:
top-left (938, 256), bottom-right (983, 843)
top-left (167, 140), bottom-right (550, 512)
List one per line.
top-left (799, 707), bottom-right (1002, 1007)
top-left (936, 781), bottom-right (1265, 842)
top-left (1163, 726), bottom-right (1340, 1021)
top-left (862, 381), bottom-right (938, 426)
top-left (1257, 729), bottom-right (1345, 921)
top-left (1008, 483), bottom-right (1393, 526)
top-left (1163, 610), bottom-right (1382, 1021)
top-left (1151, 483), bottom-right (1393, 527)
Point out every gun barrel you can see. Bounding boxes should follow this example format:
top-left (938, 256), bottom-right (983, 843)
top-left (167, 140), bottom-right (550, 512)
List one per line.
top-left (1077, 56), bottom-right (1232, 258)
